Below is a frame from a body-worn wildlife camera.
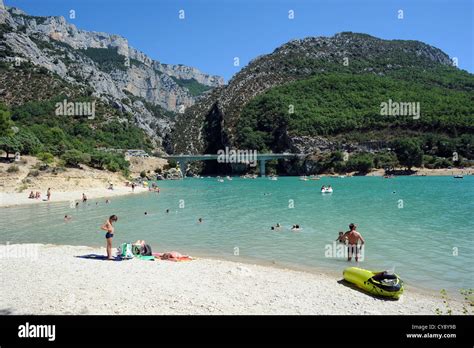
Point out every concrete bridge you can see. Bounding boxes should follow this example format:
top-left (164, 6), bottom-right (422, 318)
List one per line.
top-left (159, 153), bottom-right (305, 177)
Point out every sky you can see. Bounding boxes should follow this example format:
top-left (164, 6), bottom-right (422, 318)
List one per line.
top-left (5, 0), bottom-right (473, 81)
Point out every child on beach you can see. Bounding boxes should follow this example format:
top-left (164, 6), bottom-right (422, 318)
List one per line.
top-left (100, 215), bottom-right (118, 260)
top-left (336, 231), bottom-right (345, 243)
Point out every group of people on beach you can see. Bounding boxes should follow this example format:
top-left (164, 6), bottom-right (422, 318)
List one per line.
top-left (28, 188), bottom-right (51, 200)
top-left (336, 223), bottom-right (365, 262)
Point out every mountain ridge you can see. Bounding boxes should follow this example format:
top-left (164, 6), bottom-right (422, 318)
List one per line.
top-left (171, 31), bottom-right (468, 154)
top-left (0, 0), bottom-right (224, 148)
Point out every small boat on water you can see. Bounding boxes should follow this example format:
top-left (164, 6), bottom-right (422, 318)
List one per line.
top-left (309, 175), bottom-right (321, 180)
top-left (226, 176), bottom-right (233, 181)
top-left (299, 176), bottom-right (308, 181)
top-left (454, 174), bottom-right (464, 179)
top-left (268, 175), bottom-right (278, 181)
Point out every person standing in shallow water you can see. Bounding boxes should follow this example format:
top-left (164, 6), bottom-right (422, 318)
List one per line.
top-left (100, 215), bottom-right (118, 260)
top-left (46, 188), bottom-right (51, 201)
top-left (343, 223), bottom-right (365, 262)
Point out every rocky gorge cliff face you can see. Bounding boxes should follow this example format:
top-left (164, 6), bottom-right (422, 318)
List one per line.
top-left (171, 32), bottom-right (457, 156)
top-left (0, 0), bottom-right (224, 149)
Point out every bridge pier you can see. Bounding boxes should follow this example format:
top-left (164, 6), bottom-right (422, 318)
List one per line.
top-left (178, 160), bottom-right (188, 179)
top-left (259, 159), bottom-right (267, 177)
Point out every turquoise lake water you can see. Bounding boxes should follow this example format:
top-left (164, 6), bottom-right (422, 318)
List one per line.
top-left (0, 176), bottom-right (473, 292)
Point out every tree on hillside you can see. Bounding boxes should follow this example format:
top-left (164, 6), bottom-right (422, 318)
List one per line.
top-left (0, 104), bottom-right (14, 137)
top-left (0, 136), bottom-right (23, 159)
top-left (61, 149), bottom-right (91, 167)
top-left (392, 139), bottom-right (423, 170)
top-left (346, 152), bottom-right (374, 174)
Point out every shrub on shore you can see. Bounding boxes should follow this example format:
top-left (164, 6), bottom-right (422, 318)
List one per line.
top-left (346, 153), bottom-right (374, 174)
top-left (61, 149), bottom-right (91, 168)
top-left (37, 151), bottom-right (54, 164)
top-left (6, 164), bottom-right (20, 173)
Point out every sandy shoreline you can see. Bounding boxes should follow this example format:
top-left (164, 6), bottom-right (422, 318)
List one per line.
top-left (0, 185), bottom-right (149, 208)
top-left (0, 244), bottom-right (466, 315)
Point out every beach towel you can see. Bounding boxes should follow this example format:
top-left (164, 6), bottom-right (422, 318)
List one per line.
top-left (152, 251), bottom-right (193, 262)
top-left (75, 254), bottom-right (129, 262)
top-left (135, 255), bottom-right (155, 261)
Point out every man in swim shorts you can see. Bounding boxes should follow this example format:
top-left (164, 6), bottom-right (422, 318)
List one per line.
top-left (343, 223), bottom-right (365, 262)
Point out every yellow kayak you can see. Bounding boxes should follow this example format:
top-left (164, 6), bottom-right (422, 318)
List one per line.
top-left (343, 267), bottom-right (404, 299)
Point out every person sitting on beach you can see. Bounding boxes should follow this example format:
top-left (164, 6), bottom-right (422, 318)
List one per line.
top-left (35, 191), bottom-right (41, 199)
top-left (343, 223), bottom-right (365, 262)
top-left (100, 215), bottom-right (118, 260)
top-left (108, 183), bottom-right (114, 190)
top-left (132, 240), bottom-right (152, 256)
top-left (28, 191), bottom-right (34, 199)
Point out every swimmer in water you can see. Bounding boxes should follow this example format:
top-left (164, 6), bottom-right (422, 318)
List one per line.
top-left (198, 218), bottom-right (203, 223)
top-left (64, 215), bottom-right (72, 222)
top-left (165, 209), bottom-right (169, 213)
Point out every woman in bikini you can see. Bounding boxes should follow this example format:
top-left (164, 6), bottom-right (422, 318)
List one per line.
top-left (100, 215), bottom-right (118, 260)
